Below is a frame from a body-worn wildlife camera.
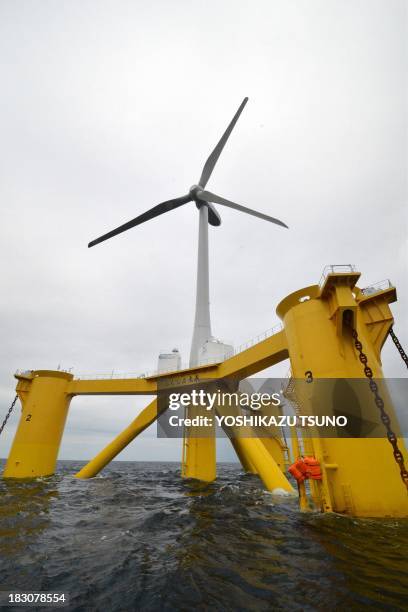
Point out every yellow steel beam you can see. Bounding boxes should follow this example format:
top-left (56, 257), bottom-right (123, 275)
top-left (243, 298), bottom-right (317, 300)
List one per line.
top-left (215, 394), bottom-right (294, 493)
top-left (230, 437), bottom-right (295, 494)
top-left (230, 439), bottom-right (258, 473)
top-left (5, 330), bottom-right (289, 480)
top-left (216, 330), bottom-right (288, 379)
top-left (259, 437), bottom-right (288, 472)
top-left (67, 377), bottom-right (157, 396)
top-left (75, 398), bottom-right (160, 478)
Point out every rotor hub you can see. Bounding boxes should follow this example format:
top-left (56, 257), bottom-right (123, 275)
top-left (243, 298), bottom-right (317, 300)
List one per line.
top-left (189, 185), bottom-right (203, 200)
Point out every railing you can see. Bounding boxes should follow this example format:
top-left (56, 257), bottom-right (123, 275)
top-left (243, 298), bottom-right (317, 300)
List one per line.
top-left (142, 355), bottom-right (226, 379)
top-left (15, 368), bottom-right (73, 377)
top-left (233, 323), bottom-right (283, 355)
top-left (70, 323), bottom-right (284, 381)
top-left (361, 279), bottom-right (393, 296)
top-left (73, 370), bottom-right (148, 381)
top-left (72, 355), bottom-right (226, 381)
top-left (319, 264), bottom-right (356, 287)
top-left (281, 369), bottom-right (295, 400)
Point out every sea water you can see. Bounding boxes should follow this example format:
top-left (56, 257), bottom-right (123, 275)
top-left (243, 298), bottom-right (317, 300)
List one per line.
top-left (0, 461), bottom-right (407, 611)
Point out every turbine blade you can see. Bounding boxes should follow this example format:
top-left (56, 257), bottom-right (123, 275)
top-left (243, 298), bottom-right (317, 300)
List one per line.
top-left (206, 202), bottom-right (221, 226)
top-left (198, 190), bottom-right (288, 228)
top-left (88, 194), bottom-right (192, 247)
top-left (199, 97), bottom-right (248, 189)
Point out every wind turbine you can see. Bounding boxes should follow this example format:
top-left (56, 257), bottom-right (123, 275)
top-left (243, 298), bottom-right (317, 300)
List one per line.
top-left (88, 98), bottom-right (288, 367)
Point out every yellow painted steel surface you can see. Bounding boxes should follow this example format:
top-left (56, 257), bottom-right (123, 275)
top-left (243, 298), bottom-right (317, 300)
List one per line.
top-left (75, 399), bottom-right (159, 479)
top-left (259, 437), bottom-right (288, 473)
top-left (229, 439), bottom-right (258, 474)
top-left (67, 377), bottom-right (157, 396)
top-left (213, 386), bottom-right (293, 492)
top-left (4, 270), bottom-right (407, 518)
top-left (182, 435), bottom-right (216, 482)
top-left (4, 371), bottom-right (73, 478)
top-left (277, 274), bottom-right (408, 517)
top-left (232, 437), bottom-right (294, 494)
top-left (216, 330), bottom-right (288, 379)
top-left (3, 326), bottom-right (289, 482)
top-left (180, 400), bottom-right (217, 482)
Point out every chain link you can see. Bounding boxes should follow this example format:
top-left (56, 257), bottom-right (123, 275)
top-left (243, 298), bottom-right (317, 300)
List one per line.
top-left (346, 321), bottom-right (408, 491)
top-left (389, 327), bottom-right (408, 370)
top-left (0, 395), bottom-right (18, 437)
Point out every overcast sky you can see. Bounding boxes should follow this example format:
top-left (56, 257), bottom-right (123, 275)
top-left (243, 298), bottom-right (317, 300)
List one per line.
top-left (0, 0), bottom-right (406, 465)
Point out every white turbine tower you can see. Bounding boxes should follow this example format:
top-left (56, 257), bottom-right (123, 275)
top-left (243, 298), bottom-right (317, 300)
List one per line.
top-left (189, 203), bottom-right (212, 367)
top-left (88, 98), bottom-right (288, 369)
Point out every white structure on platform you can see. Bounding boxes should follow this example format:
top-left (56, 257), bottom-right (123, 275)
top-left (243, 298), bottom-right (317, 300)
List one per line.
top-left (198, 338), bottom-right (234, 365)
top-left (157, 348), bottom-right (181, 373)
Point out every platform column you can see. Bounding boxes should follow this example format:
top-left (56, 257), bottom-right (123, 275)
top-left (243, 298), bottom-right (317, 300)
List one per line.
top-left (277, 270), bottom-right (408, 517)
top-left (182, 404), bottom-right (216, 482)
top-left (3, 370), bottom-right (73, 479)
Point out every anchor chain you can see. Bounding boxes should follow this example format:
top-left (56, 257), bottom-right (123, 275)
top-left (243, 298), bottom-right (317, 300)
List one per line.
top-left (0, 395), bottom-right (18, 437)
top-left (347, 322), bottom-right (408, 491)
top-left (389, 327), bottom-right (408, 370)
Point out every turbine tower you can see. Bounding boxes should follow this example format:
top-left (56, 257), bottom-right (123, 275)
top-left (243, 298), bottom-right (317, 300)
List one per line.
top-left (88, 98), bottom-right (288, 368)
